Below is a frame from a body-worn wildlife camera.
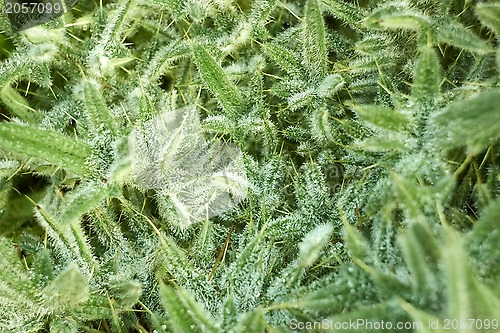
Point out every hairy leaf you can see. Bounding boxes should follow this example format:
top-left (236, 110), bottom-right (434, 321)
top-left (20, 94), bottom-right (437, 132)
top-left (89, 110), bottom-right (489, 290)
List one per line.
top-left (193, 44), bottom-right (244, 115)
top-left (0, 122), bottom-right (92, 176)
top-left (303, 0), bottom-right (328, 75)
top-left (430, 90), bottom-right (500, 152)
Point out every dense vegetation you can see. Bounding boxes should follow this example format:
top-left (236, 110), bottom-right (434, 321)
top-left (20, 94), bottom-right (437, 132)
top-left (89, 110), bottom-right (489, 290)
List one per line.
top-left (0, 0), bottom-right (499, 332)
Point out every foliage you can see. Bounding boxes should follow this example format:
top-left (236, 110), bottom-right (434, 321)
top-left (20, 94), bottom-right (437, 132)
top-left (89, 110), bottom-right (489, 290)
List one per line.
top-left (0, 0), bottom-right (499, 332)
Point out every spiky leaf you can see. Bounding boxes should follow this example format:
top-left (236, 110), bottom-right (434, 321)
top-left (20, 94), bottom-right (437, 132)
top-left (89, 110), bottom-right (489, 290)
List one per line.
top-left (303, 0), bottom-right (328, 75)
top-left (0, 122), bottom-right (92, 176)
top-left (193, 44), bottom-right (244, 115)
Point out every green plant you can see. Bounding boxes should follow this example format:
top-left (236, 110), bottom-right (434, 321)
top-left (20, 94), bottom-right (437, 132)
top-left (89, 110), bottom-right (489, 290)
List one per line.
top-left (0, 0), bottom-right (499, 332)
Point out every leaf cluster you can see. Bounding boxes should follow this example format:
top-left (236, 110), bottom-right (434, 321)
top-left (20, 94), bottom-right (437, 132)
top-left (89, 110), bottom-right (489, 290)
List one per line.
top-left (0, 0), bottom-right (499, 332)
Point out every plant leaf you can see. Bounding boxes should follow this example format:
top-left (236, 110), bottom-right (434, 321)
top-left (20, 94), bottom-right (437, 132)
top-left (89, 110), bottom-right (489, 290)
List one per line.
top-left (352, 105), bottom-right (411, 132)
top-left (83, 79), bottom-right (118, 138)
top-left (430, 90), bottom-right (500, 153)
top-left (412, 44), bottom-right (441, 107)
top-left (0, 85), bottom-right (40, 124)
top-left (299, 223), bottom-right (333, 267)
top-left (43, 263), bottom-right (90, 312)
top-left (322, 0), bottom-right (364, 26)
top-left (436, 19), bottom-right (492, 54)
top-left (303, 0), bottom-right (328, 75)
top-left (159, 283), bottom-right (218, 333)
top-left (192, 44), bottom-right (244, 115)
top-left (475, 2), bottom-right (500, 36)
top-left (441, 225), bottom-right (500, 322)
top-left (0, 122), bottom-right (92, 176)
